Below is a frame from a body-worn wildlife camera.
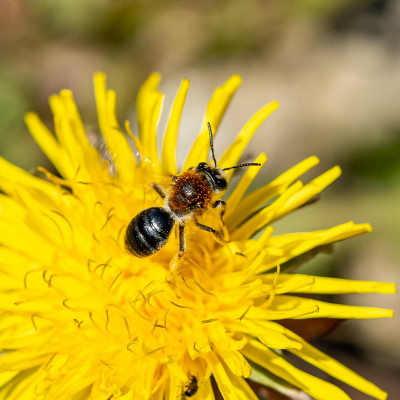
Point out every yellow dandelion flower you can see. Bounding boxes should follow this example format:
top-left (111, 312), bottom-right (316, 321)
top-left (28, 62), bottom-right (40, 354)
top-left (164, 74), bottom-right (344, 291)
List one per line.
top-left (0, 73), bottom-right (395, 400)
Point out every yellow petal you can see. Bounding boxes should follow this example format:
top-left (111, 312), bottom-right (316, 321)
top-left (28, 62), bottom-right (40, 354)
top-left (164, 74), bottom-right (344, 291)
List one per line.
top-left (258, 274), bottom-right (316, 294)
top-left (245, 304), bottom-right (319, 320)
top-left (48, 91), bottom-right (105, 183)
top-left (0, 157), bottom-right (57, 198)
top-left (232, 166), bottom-right (341, 240)
top-left (219, 101), bottom-right (279, 174)
top-left (183, 75), bottom-right (242, 171)
top-left (237, 320), bottom-right (303, 350)
top-left (276, 166), bottom-right (341, 218)
top-left (289, 335), bottom-right (388, 400)
top-left (167, 373), bottom-right (180, 400)
top-left (231, 181), bottom-right (303, 239)
top-left (208, 352), bottom-right (258, 400)
top-left (226, 153), bottom-right (267, 212)
top-left (136, 72), bottom-right (163, 168)
top-left (94, 73), bottom-right (137, 183)
top-left (57, 89), bottom-right (88, 148)
top-left (243, 339), bottom-right (352, 400)
top-left (249, 364), bottom-right (311, 400)
top-left (162, 78), bottom-right (190, 175)
top-left (225, 351), bottom-right (252, 377)
top-left (226, 156), bottom-right (320, 230)
top-left (0, 371), bottom-right (20, 388)
top-left (286, 275), bottom-right (396, 294)
top-left (255, 320), bottom-right (387, 399)
top-left (199, 378), bottom-right (215, 400)
top-left (271, 295), bottom-right (394, 319)
top-left (24, 112), bottom-right (69, 177)
top-left (0, 368), bottom-right (41, 400)
top-left (0, 221), bottom-right (55, 266)
top-left (256, 222), bottom-right (372, 273)
top-left (49, 93), bottom-right (79, 168)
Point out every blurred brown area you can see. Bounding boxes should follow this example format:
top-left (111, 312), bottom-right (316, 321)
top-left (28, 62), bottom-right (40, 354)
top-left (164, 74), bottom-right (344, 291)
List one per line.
top-left (0, 0), bottom-right (399, 398)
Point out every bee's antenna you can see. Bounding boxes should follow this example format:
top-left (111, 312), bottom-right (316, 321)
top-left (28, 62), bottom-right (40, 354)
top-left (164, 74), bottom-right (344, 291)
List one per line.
top-left (207, 122), bottom-right (218, 168)
top-left (222, 162), bottom-right (261, 171)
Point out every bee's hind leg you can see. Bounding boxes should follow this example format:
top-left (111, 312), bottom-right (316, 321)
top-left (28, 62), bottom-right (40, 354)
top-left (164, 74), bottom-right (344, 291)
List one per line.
top-left (169, 224), bottom-right (186, 274)
top-left (178, 224), bottom-right (186, 258)
top-left (212, 200), bottom-right (226, 224)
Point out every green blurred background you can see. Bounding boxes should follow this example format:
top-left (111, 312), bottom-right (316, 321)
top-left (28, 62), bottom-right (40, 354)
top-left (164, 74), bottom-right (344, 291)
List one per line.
top-left (0, 0), bottom-right (399, 398)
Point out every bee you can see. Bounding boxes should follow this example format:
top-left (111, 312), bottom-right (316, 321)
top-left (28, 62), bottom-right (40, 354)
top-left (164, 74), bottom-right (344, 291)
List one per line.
top-left (183, 375), bottom-right (198, 397)
top-left (124, 123), bottom-right (261, 259)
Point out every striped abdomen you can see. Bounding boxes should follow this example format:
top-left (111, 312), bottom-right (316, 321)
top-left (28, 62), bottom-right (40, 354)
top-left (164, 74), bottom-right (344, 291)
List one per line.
top-left (124, 207), bottom-right (174, 257)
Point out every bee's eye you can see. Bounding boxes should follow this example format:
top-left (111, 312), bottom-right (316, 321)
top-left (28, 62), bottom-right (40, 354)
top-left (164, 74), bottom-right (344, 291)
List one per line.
top-left (197, 162), bottom-right (209, 170)
top-left (213, 174), bottom-right (227, 191)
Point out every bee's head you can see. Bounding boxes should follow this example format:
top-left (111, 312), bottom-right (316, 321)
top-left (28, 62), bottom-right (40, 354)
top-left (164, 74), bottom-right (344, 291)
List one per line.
top-left (193, 122), bottom-right (261, 194)
top-left (195, 162), bottom-right (227, 193)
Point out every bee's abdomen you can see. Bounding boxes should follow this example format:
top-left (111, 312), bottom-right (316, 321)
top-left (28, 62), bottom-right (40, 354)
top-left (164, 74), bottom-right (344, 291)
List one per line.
top-left (124, 207), bottom-right (174, 257)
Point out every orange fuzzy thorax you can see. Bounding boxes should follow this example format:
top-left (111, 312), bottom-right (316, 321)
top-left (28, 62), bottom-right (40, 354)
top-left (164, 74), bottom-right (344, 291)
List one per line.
top-left (168, 170), bottom-right (213, 214)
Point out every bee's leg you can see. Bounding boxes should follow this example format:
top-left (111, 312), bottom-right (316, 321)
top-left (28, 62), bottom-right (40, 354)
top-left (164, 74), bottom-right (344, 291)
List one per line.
top-left (212, 200), bottom-right (226, 224)
top-left (170, 224), bottom-right (185, 274)
top-left (212, 200), bottom-right (230, 241)
top-left (193, 217), bottom-right (229, 244)
top-left (150, 183), bottom-right (166, 199)
top-left (178, 224), bottom-right (186, 258)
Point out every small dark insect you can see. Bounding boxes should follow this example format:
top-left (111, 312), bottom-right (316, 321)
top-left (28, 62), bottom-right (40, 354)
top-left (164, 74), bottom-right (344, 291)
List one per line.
top-left (184, 375), bottom-right (198, 397)
top-left (124, 122), bottom-right (261, 260)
